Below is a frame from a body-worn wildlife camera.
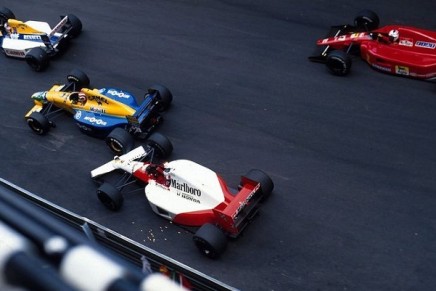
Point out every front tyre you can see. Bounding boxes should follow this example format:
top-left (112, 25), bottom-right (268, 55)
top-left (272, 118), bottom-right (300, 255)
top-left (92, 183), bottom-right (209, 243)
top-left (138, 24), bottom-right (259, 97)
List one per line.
top-left (67, 69), bottom-right (90, 89)
top-left (193, 224), bottom-right (227, 259)
top-left (97, 183), bottom-right (123, 211)
top-left (105, 127), bottom-right (135, 155)
top-left (26, 112), bottom-right (50, 135)
top-left (326, 50), bottom-right (352, 76)
top-left (25, 47), bottom-right (49, 72)
top-left (0, 7), bottom-right (15, 26)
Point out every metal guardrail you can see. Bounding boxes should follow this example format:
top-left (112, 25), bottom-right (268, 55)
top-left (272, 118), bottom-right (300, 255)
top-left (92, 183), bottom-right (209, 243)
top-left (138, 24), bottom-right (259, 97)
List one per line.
top-left (0, 178), bottom-right (238, 291)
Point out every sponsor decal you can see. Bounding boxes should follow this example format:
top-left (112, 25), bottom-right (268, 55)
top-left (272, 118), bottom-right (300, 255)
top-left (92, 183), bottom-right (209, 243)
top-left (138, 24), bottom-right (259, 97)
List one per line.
top-left (372, 63), bottom-right (391, 72)
top-left (332, 35), bottom-right (346, 41)
top-left (88, 95), bottom-right (109, 105)
top-left (322, 38), bottom-right (328, 44)
top-left (75, 111), bottom-right (82, 119)
top-left (171, 179), bottom-right (201, 196)
top-left (49, 16), bottom-right (68, 37)
top-left (395, 65), bottom-right (409, 75)
top-left (350, 32), bottom-right (366, 38)
top-left (399, 38), bottom-right (413, 47)
top-left (90, 106), bottom-right (106, 113)
top-left (107, 89), bottom-right (131, 98)
top-left (84, 116), bottom-right (107, 125)
top-left (23, 35), bottom-right (41, 40)
top-left (178, 193), bottom-right (201, 204)
top-left (415, 41), bottom-right (436, 49)
top-left (233, 184), bottom-right (260, 219)
top-left (4, 49), bottom-right (25, 57)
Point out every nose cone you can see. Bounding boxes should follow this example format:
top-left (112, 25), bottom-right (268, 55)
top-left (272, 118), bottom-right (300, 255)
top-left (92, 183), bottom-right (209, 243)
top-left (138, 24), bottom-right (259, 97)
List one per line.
top-left (31, 91), bottom-right (47, 102)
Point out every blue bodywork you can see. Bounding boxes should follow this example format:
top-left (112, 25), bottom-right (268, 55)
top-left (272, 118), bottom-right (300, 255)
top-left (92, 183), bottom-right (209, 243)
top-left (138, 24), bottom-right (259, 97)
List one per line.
top-left (17, 34), bottom-right (61, 44)
top-left (73, 88), bottom-right (159, 138)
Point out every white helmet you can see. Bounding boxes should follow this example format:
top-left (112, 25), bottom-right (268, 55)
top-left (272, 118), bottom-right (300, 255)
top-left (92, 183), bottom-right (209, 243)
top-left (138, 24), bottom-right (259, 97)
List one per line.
top-left (388, 29), bottom-right (399, 42)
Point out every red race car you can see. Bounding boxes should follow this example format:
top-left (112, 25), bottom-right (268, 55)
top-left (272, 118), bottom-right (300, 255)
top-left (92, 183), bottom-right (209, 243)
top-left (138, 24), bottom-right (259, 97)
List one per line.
top-left (309, 9), bottom-right (436, 79)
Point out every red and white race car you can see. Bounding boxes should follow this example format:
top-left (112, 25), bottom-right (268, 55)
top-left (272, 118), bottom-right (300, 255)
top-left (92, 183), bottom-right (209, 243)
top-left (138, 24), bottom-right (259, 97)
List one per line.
top-left (90, 133), bottom-right (274, 258)
top-left (309, 9), bottom-right (436, 80)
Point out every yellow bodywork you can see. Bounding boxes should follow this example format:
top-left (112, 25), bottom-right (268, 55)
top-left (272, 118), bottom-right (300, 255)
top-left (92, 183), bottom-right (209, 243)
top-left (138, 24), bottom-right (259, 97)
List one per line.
top-left (7, 19), bottom-right (44, 34)
top-left (25, 85), bottom-right (137, 118)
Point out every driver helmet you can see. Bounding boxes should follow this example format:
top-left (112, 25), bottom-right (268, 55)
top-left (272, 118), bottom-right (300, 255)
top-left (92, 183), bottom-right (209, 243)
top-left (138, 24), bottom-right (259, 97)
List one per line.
top-left (78, 92), bottom-right (87, 104)
top-left (388, 29), bottom-right (399, 42)
top-left (3, 22), bottom-right (11, 34)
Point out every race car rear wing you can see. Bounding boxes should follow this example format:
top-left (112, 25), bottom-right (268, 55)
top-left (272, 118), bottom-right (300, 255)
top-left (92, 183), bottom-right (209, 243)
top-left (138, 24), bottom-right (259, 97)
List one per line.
top-left (131, 89), bottom-right (161, 125)
top-left (213, 178), bottom-right (263, 238)
top-left (126, 90), bottom-right (162, 138)
top-left (49, 15), bottom-right (68, 37)
top-left (41, 15), bottom-right (73, 53)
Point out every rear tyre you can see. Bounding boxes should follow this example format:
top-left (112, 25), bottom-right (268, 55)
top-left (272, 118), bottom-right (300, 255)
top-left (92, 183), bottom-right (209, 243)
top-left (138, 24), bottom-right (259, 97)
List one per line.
top-left (326, 50), bottom-right (352, 76)
top-left (97, 183), bottom-right (123, 211)
top-left (25, 47), bottom-right (49, 72)
top-left (193, 224), bottom-right (227, 259)
top-left (0, 7), bottom-right (15, 25)
top-left (241, 169), bottom-right (274, 200)
top-left (146, 133), bottom-right (173, 159)
top-left (106, 127), bottom-right (135, 155)
top-left (354, 10), bottom-right (379, 31)
top-left (66, 14), bottom-right (82, 38)
top-left (67, 69), bottom-right (90, 89)
top-left (26, 112), bottom-right (50, 135)
top-left (148, 84), bottom-right (173, 112)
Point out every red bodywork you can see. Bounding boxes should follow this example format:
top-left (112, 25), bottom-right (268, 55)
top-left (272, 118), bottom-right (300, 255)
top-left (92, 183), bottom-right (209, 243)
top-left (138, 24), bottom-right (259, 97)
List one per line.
top-left (317, 25), bottom-right (436, 80)
top-left (172, 177), bottom-right (261, 236)
top-left (131, 162), bottom-right (263, 237)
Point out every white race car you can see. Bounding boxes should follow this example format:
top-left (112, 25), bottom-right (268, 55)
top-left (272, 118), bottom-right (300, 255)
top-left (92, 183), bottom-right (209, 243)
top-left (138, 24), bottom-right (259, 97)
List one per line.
top-left (0, 7), bottom-right (82, 71)
top-left (91, 134), bottom-right (274, 258)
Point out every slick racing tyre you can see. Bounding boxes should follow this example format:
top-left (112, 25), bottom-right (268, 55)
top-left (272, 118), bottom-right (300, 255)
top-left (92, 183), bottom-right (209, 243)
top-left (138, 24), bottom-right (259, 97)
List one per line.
top-left (97, 183), bottom-right (123, 211)
top-left (354, 9), bottom-right (379, 31)
top-left (147, 84), bottom-right (173, 112)
top-left (65, 14), bottom-right (82, 38)
top-left (326, 50), bottom-right (352, 76)
top-left (67, 69), bottom-right (90, 90)
top-left (25, 47), bottom-right (49, 72)
top-left (146, 133), bottom-right (173, 159)
top-left (106, 127), bottom-right (135, 155)
top-left (241, 169), bottom-right (274, 200)
top-left (26, 112), bottom-right (50, 135)
top-left (0, 7), bottom-right (15, 26)
top-left (193, 224), bottom-right (227, 259)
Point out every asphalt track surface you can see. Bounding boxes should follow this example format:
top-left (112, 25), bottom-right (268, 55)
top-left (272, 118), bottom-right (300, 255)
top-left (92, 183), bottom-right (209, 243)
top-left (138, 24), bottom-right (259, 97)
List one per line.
top-left (1, 1), bottom-right (436, 290)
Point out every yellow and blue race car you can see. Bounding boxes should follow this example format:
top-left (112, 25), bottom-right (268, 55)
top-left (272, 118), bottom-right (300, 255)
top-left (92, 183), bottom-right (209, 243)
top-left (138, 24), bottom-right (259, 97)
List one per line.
top-left (25, 69), bottom-right (173, 154)
top-left (0, 7), bottom-right (82, 71)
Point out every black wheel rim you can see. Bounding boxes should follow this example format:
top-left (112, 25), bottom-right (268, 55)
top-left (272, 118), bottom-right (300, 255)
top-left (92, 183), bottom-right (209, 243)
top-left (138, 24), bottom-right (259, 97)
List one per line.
top-left (194, 237), bottom-right (216, 258)
top-left (109, 139), bottom-right (123, 154)
top-left (330, 59), bottom-right (345, 73)
top-left (27, 119), bottom-right (43, 134)
top-left (27, 58), bottom-right (41, 71)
